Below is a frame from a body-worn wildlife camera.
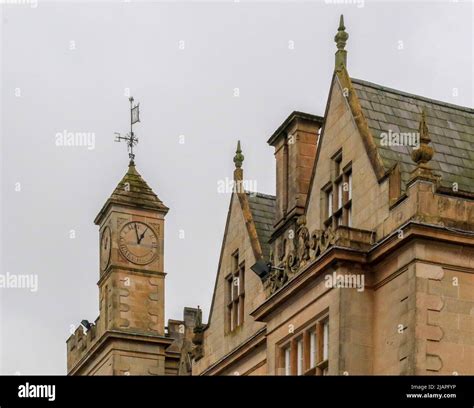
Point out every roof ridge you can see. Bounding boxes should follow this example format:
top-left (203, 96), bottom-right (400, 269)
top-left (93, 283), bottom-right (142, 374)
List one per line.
top-left (351, 77), bottom-right (474, 114)
top-left (245, 191), bottom-right (276, 200)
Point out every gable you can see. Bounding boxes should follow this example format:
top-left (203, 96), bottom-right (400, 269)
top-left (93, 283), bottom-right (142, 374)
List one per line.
top-left (194, 191), bottom-right (266, 373)
top-left (305, 75), bottom-right (385, 233)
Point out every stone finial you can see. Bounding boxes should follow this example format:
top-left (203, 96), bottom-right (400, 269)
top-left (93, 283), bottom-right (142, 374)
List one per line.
top-left (233, 140), bottom-right (244, 183)
top-left (335, 14), bottom-right (349, 70)
top-left (233, 140), bottom-right (244, 169)
top-left (411, 110), bottom-right (434, 166)
top-left (335, 15), bottom-right (348, 50)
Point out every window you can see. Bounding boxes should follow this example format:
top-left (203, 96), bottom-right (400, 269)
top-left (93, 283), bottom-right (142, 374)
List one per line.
top-left (323, 151), bottom-right (353, 229)
top-left (226, 276), bottom-right (233, 331)
top-left (342, 169), bottom-right (352, 227)
top-left (323, 320), bottom-right (329, 361)
top-left (279, 316), bottom-right (329, 376)
top-left (297, 339), bottom-right (304, 375)
top-left (348, 172), bottom-right (352, 200)
top-left (226, 251), bottom-right (245, 333)
top-left (237, 262), bottom-right (245, 326)
top-left (327, 189), bottom-right (333, 218)
top-left (284, 346), bottom-right (291, 376)
top-left (309, 330), bottom-right (317, 368)
top-left (333, 151), bottom-right (342, 178)
top-left (337, 180), bottom-right (343, 209)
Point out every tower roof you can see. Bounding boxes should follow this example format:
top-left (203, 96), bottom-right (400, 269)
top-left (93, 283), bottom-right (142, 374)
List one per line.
top-left (94, 161), bottom-right (168, 225)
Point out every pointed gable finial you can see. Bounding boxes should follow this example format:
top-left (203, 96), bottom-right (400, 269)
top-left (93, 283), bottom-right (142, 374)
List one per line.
top-left (334, 14), bottom-right (349, 71)
top-left (419, 110), bottom-right (430, 144)
top-left (233, 140), bottom-right (244, 169)
top-left (411, 109), bottom-right (434, 166)
top-left (233, 140), bottom-right (244, 183)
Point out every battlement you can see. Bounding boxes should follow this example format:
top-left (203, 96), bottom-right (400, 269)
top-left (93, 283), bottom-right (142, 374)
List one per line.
top-left (66, 308), bottom-right (200, 374)
top-left (166, 307), bottom-right (202, 375)
top-left (66, 316), bottom-right (102, 373)
top-left (165, 308), bottom-right (200, 347)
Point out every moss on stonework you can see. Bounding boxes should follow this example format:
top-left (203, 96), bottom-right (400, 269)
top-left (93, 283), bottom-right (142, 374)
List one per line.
top-left (107, 163), bottom-right (168, 211)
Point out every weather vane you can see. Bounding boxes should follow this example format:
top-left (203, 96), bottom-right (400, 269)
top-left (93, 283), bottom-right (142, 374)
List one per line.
top-left (115, 96), bottom-right (140, 164)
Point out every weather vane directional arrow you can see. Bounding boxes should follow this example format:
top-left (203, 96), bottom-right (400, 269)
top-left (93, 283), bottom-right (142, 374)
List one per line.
top-left (115, 96), bottom-right (140, 164)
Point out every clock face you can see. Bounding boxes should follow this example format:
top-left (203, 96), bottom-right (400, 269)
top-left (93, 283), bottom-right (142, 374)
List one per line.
top-left (119, 221), bottom-right (158, 265)
top-left (100, 227), bottom-right (112, 271)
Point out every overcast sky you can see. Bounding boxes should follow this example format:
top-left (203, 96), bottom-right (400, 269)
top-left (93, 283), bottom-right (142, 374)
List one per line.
top-left (0, 0), bottom-right (472, 374)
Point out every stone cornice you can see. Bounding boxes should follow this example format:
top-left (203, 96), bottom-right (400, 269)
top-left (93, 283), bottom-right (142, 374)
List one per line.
top-left (97, 266), bottom-right (166, 287)
top-left (367, 221), bottom-right (474, 264)
top-left (251, 246), bottom-right (367, 321)
top-left (267, 111), bottom-right (324, 146)
top-left (251, 221), bottom-right (474, 322)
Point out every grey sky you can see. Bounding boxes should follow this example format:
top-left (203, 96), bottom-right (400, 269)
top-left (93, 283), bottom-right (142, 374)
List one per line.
top-left (1, 0), bottom-right (472, 374)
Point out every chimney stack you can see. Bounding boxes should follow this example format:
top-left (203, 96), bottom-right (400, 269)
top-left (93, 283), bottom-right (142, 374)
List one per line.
top-left (267, 112), bottom-right (323, 233)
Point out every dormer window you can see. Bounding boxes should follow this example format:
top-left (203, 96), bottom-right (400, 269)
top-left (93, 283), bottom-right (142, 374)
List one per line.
top-left (333, 151), bottom-right (342, 177)
top-left (347, 172), bottom-right (352, 200)
top-left (327, 188), bottom-right (333, 218)
top-left (226, 250), bottom-right (245, 333)
top-left (344, 169), bottom-right (352, 226)
top-left (323, 150), bottom-right (353, 228)
top-left (337, 179), bottom-right (343, 210)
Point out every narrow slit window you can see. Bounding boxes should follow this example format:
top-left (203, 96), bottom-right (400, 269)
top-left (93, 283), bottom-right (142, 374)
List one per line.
top-left (284, 346), bottom-right (291, 376)
top-left (327, 190), bottom-right (333, 218)
top-left (310, 330), bottom-right (317, 368)
top-left (297, 339), bottom-right (304, 375)
top-left (337, 181), bottom-right (343, 209)
top-left (323, 320), bottom-right (329, 361)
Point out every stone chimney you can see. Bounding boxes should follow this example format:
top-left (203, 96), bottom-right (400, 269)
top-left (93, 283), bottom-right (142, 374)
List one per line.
top-left (267, 111), bottom-right (323, 233)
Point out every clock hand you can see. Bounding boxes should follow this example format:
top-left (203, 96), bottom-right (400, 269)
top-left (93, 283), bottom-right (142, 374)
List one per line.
top-left (134, 224), bottom-right (140, 244)
top-left (138, 227), bottom-right (148, 244)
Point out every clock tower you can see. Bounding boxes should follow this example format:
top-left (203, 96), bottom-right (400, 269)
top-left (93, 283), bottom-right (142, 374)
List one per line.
top-left (66, 160), bottom-right (178, 375)
top-left (66, 98), bottom-right (200, 376)
top-left (95, 160), bottom-right (169, 337)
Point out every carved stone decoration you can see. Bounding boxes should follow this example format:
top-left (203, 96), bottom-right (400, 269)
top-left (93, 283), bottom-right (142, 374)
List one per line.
top-left (296, 221), bottom-right (311, 265)
top-left (267, 267), bottom-right (289, 294)
top-left (311, 226), bottom-right (337, 258)
top-left (287, 216), bottom-right (311, 273)
top-left (277, 239), bottom-right (286, 262)
top-left (266, 220), bottom-right (338, 297)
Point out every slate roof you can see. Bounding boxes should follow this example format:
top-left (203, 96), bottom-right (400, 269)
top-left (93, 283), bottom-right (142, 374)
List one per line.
top-left (95, 162), bottom-right (168, 223)
top-left (247, 192), bottom-right (276, 260)
top-left (351, 78), bottom-right (474, 193)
